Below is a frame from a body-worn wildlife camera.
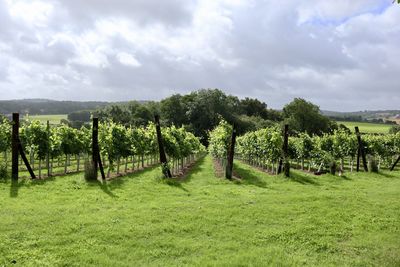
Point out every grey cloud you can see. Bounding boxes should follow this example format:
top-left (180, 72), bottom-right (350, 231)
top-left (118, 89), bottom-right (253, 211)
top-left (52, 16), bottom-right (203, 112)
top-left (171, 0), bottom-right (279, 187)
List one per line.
top-left (57, 0), bottom-right (196, 28)
top-left (0, 0), bottom-right (399, 111)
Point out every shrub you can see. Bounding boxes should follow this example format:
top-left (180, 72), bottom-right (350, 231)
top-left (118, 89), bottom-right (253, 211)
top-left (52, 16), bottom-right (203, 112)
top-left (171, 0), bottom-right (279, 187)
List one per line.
top-left (329, 161), bottom-right (337, 175)
top-left (284, 160), bottom-right (290, 177)
top-left (84, 160), bottom-right (97, 181)
top-left (0, 163), bottom-right (9, 180)
top-left (368, 156), bottom-right (379, 173)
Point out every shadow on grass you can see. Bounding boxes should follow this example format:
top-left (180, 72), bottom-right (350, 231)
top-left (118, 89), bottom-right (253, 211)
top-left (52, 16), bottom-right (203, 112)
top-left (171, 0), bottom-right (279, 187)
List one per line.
top-left (232, 163), bottom-right (268, 188)
top-left (85, 180), bottom-right (118, 198)
top-left (289, 171), bottom-right (320, 185)
top-left (8, 176), bottom-right (58, 198)
top-left (157, 156), bottom-right (208, 192)
top-left (10, 179), bottom-right (18, 198)
top-left (87, 165), bottom-right (161, 196)
top-left (376, 171), bottom-right (399, 179)
top-left (181, 156), bottom-right (207, 184)
top-left (161, 179), bottom-right (189, 192)
top-left (339, 174), bottom-right (352, 180)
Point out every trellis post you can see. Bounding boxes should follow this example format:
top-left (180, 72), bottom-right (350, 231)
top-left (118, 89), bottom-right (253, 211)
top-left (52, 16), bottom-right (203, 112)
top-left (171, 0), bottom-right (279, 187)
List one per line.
top-left (155, 115), bottom-right (172, 178)
top-left (225, 124), bottom-right (237, 180)
top-left (278, 124), bottom-right (289, 175)
top-left (355, 127), bottom-right (368, 172)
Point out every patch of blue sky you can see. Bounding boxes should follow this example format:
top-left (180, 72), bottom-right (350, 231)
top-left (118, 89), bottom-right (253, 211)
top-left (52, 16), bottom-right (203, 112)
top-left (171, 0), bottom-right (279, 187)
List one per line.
top-left (300, 1), bottom-right (392, 27)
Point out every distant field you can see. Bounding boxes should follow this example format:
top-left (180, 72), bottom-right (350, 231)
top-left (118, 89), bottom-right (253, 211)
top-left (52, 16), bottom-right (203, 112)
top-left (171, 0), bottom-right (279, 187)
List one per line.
top-left (337, 121), bottom-right (393, 134)
top-left (24, 114), bottom-right (68, 125)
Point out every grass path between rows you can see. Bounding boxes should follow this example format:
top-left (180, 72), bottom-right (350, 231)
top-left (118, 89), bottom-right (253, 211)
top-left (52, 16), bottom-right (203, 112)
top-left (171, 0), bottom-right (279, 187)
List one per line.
top-left (1, 156), bottom-right (400, 266)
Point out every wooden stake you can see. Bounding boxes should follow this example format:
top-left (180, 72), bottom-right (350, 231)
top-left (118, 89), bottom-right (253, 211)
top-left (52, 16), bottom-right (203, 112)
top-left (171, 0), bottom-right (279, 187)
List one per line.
top-left (154, 115), bottom-right (172, 178)
top-left (278, 124), bottom-right (289, 174)
top-left (12, 113), bottom-right (19, 180)
top-left (390, 155), bottom-right (400, 171)
top-left (18, 142), bottom-right (36, 179)
top-left (92, 118), bottom-right (105, 179)
top-left (355, 127), bottom-right (368, 172)
top-left (46, 120), bottom-right (50, 177)
top-left (92, 118), bottom-right (99, 177)
top-left (225, 124), bottom-right (237, 180)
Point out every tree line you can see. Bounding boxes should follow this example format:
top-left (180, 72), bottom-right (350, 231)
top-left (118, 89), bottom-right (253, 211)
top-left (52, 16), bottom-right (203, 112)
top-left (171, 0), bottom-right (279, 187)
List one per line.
top-left (95, 89), bottom-right (339, 144)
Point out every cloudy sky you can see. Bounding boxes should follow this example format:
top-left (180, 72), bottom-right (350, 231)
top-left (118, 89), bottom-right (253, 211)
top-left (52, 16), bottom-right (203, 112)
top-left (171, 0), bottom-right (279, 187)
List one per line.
top-left (0, 0), bottom-right (399, 111)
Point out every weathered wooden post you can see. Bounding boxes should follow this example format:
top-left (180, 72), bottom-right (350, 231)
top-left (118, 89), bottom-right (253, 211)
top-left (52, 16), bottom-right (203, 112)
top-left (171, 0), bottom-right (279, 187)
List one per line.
top-left (390, 156), bottom-right (400, 171)
top-left (46, 120), bottom-right (50, 177)
top-left (91, 118), bottom-right (105, 179)
top-left (12, 113), bottom-right (36, 179)
top-left (92, 118), bottom-right (99, 177)
top-left (278, 124), bottom-right (289, 175)
top-left (11, 113), bottom-right (19, 180)
top-left (225, 124), bottom-right (237, 180)
top-left (154, 115), bottom-right (172, 178)
top-left (355, 127), bottom-right (368, 172)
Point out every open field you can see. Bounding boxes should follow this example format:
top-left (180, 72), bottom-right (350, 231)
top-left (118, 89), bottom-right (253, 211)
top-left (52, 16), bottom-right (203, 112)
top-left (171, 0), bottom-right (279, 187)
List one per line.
top-left (23, 114), bottom-right (68, 125)
top-left (337, 121), bottom-right (393, 134)
top-left (1, 156), bottom-right (399, 266)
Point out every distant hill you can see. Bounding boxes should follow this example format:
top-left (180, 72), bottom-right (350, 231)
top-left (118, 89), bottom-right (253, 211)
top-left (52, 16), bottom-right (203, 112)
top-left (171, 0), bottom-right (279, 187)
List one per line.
top-left (322, 110), bottom-right (400, 124)
top-left (0, 99), bottom-right (112, 115)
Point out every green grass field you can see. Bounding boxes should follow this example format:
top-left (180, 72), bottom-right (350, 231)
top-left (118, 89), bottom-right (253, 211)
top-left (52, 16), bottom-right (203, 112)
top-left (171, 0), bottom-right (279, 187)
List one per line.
top-left (23, 114), bottom-right (68, 125)
top-left (1, 156), bottom-right (400, 266)
top-left (338, 121), bottom-right (393, 134)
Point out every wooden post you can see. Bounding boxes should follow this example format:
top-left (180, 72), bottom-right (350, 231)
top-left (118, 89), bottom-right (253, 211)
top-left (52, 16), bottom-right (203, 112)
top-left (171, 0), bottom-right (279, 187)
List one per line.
top-left (46, 120), bottom-right (50, 177)
top-left (225, 124), bottom-right (237, 180)
top-left (92, 118), bottom-right (99, 177)
top-left (11, 113), bottom-right (19, 181)
top-left (154, 115), bottom-right (172, 178)
top-left (356, 144), bottom-right (361, 172)
top-left (11, 113), bottom-right (36, 179)
top-left (18, 142), bottom-right (36, 179)
top-left (278, 124), bottom-right (289, 174)
top-left (355, 127), bottom-right (368, 172)
top-left (390, 155), bottom-right (400, 171)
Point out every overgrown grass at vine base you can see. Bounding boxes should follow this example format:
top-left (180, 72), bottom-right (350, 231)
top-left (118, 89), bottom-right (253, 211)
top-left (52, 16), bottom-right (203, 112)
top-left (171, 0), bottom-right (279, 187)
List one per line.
top-left (1, 156), bottom-right (400, 266)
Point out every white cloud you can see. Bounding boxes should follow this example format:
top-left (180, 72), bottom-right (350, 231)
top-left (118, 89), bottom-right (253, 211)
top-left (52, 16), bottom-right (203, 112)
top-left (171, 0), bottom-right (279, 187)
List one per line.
top-left (0, 0), bottom-right (399, 111)
top-left (116, 52), bottom-right (141, 67)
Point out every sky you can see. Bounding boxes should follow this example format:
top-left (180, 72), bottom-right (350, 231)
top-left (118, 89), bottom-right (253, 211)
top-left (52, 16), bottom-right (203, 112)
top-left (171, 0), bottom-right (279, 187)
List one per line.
top-left (0, 0), bottom-right (399, 111)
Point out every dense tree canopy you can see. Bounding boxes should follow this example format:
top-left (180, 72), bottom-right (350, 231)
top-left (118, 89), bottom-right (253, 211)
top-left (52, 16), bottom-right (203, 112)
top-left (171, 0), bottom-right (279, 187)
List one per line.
top-left (283, 98), bottom-right (337, 135)
top-left (96, 89), bottom-right (283, 144)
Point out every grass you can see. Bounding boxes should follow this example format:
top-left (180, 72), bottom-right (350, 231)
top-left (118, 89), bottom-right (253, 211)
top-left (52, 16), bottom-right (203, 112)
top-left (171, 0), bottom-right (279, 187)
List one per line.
top-left (337, 121), bottom-right (393, 134)
top-left (24, 114), bottom-right (68, 125)
top-left (1, 156), bottom-right (400, 266)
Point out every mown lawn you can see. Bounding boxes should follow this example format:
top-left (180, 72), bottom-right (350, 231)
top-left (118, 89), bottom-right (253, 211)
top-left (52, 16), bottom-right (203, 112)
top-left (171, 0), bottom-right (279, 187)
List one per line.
top-left (1, 156), bottom-right (400, 266)
top-left (337, 121), bottom-right (393, 134)
top-left (23, 114), bottom-right (68, 125)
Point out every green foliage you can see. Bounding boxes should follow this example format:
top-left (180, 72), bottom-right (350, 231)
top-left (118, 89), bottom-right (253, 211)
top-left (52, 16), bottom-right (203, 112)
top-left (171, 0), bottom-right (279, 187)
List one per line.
top-left (68, 110), bottom-right (91, 122)
top-left (20, 120), bottom-right (49, 160)
top-left (208, 120), bottom-right (233, 160)
top-left (0, 163), bottom-right (8, 179)
top-left (96, 89), bottom-right (283, 144)
top-left (0, 118), bottom-right (11, 154)
top-left (236, 126), bottom-right (283, 163)
top-left (283, 98), bottom-right (337, 135)
top-left (389, 125), bottom-right (400, 134)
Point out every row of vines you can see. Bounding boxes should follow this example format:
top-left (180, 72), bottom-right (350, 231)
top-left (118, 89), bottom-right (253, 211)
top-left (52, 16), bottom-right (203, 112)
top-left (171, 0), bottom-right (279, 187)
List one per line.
top-left (0, 117), bottom-right (205, 178)
top-left (209, 120), bottom-right (400, 175)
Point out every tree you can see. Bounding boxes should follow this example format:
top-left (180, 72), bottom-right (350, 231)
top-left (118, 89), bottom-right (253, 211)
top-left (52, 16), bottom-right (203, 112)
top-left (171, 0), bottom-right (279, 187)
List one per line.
top-left (389, 125), bottom-right (400, 134)
top-left (68, 111), bottom-right (91, 122)
top-left (283, 98), bottom-right (337, 135)
top-left (160, 94), bottom-right (186, 127)
top-left (239, 98), bottom-right (269, 118)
